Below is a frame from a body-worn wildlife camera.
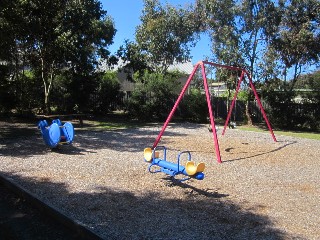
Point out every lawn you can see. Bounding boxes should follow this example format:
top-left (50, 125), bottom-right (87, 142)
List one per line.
top-left (81, 116), bottom-right (320, 141)
top-left (238, 125), bottom-right (320, 140)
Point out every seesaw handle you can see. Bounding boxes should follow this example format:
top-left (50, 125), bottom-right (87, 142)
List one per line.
top-left (154, 146), bottom-right (167, 160)
top-left (177, 151), bottom-right (191, 173)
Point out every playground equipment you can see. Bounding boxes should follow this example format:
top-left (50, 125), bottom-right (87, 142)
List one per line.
top-left (146, 60), bottom-right (277, 165)
top-left (38, 119), bottom-right (74, 148)
top-left (144, 146), bottom-right (205, 181)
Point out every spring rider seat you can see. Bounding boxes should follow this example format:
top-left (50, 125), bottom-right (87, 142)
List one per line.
top-left (37, 119), bottom-right (74, 148)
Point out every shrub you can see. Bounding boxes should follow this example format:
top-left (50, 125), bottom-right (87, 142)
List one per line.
top-left (180, 88), bottom-right (208, 123)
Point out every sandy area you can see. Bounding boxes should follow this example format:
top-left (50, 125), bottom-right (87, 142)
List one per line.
top-left (0, 119), bottom-right (319, 239)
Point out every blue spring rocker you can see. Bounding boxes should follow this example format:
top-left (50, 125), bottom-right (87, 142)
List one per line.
top-left (37, 119), bottom-right (74, 148)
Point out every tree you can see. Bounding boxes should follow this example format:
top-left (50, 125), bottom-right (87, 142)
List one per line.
top-left (197, 0), bottom-right (242, 66)
top-left (126, 70), bottom-right (181, 120)
top-left (196, 0), bottom-right (276, 124)
top-left (3, 0), bottom-right (116, 114)
top-left (136, 0), bottom-right (199, 73)
top-left (96, 71), bottom-right (121, 113)
top-left (268, 0), bottom-right (320, 90)
top-left (0, 0), bottom-right (26, 112)
top-left (117, 40), bottom-right (151, 81)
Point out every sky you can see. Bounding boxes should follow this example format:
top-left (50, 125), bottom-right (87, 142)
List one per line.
top-left (101, 0), bottom-right (211, 64)
top-left (101, 0), bottom-right (317, 77)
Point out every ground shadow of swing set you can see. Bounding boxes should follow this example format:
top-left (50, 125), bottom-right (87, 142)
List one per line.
top-left (144, 60), bottom-right (277, 181)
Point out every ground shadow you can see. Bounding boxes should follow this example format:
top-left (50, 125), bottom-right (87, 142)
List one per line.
top-left (223, 140), bottom-right (297, 163)
top-left (162, 177), bottom-right (229, 198)
top-left (0, 171), bottom-right (300, 240)
top-left (0, 120), bottom-right (189, 158)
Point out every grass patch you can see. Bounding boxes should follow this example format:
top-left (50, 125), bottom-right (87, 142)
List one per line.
top-left (96, 121), bottom-right (144, 130)
top-left (80, 119), bottom-right (152, 130)
top-left (238, 125), bottom-right (320, 140)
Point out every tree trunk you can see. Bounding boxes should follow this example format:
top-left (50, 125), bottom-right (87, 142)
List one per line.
top-left (44, 92), bottom-right (51, 115)
top-left (41, 57), bottom-right (54, 115)
top-left (245, 98), bottom-right (252, 126)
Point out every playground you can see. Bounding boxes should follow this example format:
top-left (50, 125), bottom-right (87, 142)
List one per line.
top-left (0, 118), bottom-right (319, 239)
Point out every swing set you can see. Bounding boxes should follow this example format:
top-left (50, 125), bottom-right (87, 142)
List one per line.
top-left (144, 61), bottom-right (276, 180)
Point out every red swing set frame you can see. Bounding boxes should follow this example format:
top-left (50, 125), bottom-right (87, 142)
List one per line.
top-left (152, 60), bottom-right (277, 163)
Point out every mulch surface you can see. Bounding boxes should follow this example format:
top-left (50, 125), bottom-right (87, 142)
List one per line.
top-left (0, 184), bottom-right (77, 240)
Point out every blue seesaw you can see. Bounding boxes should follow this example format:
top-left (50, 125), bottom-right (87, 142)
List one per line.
top-left (37, 119), bottom-right (74, 148)
top-left (144, 146), bottom-right (205, 181)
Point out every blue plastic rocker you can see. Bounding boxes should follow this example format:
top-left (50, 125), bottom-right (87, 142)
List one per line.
top-left (38, 119), bottom-right (74, 148)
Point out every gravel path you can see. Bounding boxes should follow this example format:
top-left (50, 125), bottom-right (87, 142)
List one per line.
top-left (0, 120), bottom-right (319, 239)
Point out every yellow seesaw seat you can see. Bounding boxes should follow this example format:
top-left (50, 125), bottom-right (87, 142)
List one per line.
top-left (185, 161), bottom-right (206, 176)
top-left (144, 148), bottom-right (159, 162)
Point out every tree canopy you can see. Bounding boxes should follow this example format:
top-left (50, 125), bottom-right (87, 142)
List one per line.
top-left (135, 0), bottom-right (200, 73)
top-left (0, 0), bottom-right (116, 113)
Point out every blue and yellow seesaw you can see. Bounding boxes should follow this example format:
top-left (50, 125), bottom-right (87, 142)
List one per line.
top-left (38, 119), bottom-right (74, 148)
top-left (144, 146), bottom-right (205, 181)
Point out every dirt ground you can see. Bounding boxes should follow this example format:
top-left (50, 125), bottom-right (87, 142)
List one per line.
top-left (0, 119), bottom-right (319, 239)
top-left (159, 127), bottom-right (320, 239)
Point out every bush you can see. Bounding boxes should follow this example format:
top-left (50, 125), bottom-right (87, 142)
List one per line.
top-left (180, 88), bottom-right (208, 123)
top-left (263, 89), bottom-right (319, 131)
top-left (125, 71), bottom-right (180, 121)
top-left (96, 72), bottom-right (122, 113)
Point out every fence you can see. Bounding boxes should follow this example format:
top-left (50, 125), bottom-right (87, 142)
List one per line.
top-left (90, 92), bottom-right (319, 129)
top-left (210, 97), bottom-right (267, 123)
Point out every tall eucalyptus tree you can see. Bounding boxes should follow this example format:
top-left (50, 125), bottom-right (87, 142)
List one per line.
top-left (136, 0), bottom-right (200, 73)
top-left (268, 0), bottom-right (320, 89)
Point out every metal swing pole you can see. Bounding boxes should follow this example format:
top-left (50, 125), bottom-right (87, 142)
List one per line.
top-left (200, 62), bottom-right (222, 163)
top-left (245, 71), bottom-right (277, 142)
top-left (152, 63), bottom-right (201, 149)
top-left (222, 70), bottom-right (245, 136)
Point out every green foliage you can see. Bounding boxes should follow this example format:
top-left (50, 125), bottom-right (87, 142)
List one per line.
top-left (117, 40), bottom-right (151, 80)
top-left (200, 0), bottom-right (242, 66)
top-left (267, 0), bottom-right (320, 86)
top-left (50, 71), bottom-right (122, 114)
top-left (96, 72), bottom-right (122, 113)
top-left (180, 88), bottom-right (208, 123)
top-left (0, 0), bottom-right (116, 114)
top-left (220, 89), bottom-right (249, 101)
top-left (14, 71), bottom-right (43, 113)
top-left (263, 89), bottom-right (296, 128)
top-left (257, 70), bottom-right (320, 131)
top-left (126, 89), bottom-right (153, 121)
top-left (0, 66), bottom-right (16, 112)
top-left (271, 0), bottom-right (320, 67)
top-left (136, 0), bottom-right (199, 72)
top-left (263, 89), bottom-right (319, 131)
top-left (126, 71), bottom-right (180, 121)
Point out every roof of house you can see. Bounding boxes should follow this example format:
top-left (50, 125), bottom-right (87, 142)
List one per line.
top-left (167, 61), bottom-right (194, 75)
top-left (98, 58), bottom-right (194, 74)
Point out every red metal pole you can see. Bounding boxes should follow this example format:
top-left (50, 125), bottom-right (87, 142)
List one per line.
top-left (152, 63), bottom-right (201, 149)
top-left (200, 63), bottom-right (222, 163)
top-left (222, 71), bottom-right (245, 135)
top-left (202, 61), bottom-right (244, 72)
top-left (244, 70), bottom-right (277, 142)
